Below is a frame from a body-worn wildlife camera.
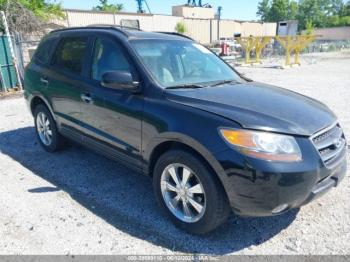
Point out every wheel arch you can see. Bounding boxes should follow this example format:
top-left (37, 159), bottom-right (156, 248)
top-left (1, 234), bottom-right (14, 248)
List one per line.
top-left (144, 133), bottom-right (231, 200)
top-left (30, 95), bottom-right (55, 119)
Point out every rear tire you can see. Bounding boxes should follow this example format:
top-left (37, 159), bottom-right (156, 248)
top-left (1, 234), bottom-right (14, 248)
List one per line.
top-left (34, 104), bottom-right (66, 152)
top-left (153, 149), bottom-right (230, 234)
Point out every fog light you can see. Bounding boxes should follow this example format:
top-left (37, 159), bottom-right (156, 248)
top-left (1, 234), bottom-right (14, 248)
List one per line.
top-left (272, 204), bottom-right (289, 214)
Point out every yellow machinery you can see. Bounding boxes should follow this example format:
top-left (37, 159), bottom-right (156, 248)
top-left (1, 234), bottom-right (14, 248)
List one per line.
top-left (235, 37), bottom-right (255, 64)
top-left (275, 35), bottom-right (316, 66)
top-left (254, 36), bottom-right (273, 64)
top-left (275, 36), bottom-right (295, 66)
top-left (235, 35), bottom-right (316, 67)
top-left (292, 35), bottom-right (317, 65)
top-left (235, 36), bottom-right (272, 64)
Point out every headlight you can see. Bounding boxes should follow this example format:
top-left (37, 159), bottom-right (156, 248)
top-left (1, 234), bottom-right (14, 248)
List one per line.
top-left (219, 128), bottom-right (302, 162)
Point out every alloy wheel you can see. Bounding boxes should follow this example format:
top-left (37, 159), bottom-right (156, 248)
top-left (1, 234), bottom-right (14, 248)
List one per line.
top-left (36, 112), bottom-right (52, 146)
top-left (160, 163), bottom-right (206, 223)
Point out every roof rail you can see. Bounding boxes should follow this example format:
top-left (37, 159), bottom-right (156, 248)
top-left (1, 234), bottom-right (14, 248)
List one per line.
top-left (156, 32), bottom-right (194, 41)
top-left (50, 25), bottom-right (140, 37)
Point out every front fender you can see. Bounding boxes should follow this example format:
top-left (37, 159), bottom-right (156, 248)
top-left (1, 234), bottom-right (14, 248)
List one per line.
top-left (143, 132), bottom-right (232, 197)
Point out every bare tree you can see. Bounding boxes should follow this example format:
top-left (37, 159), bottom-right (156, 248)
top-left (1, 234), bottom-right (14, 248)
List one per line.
top-left (0, 0), bottom-right (43, 34)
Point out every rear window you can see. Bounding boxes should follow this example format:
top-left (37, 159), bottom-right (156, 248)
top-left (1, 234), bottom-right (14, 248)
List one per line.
top-left (34, 37), bottom-right (56, 65)
top-left (52, 37), bottom-right (88, 75)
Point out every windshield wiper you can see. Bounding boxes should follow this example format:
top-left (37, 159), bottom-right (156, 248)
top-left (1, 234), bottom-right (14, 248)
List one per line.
top-left (165, 84), bottom-right (206, 89)
top-left (210, 79), bottom-right (240, 87)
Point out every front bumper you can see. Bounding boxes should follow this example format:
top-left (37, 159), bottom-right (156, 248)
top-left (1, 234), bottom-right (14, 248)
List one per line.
top-left (302, 160), bottom-right (346, 205)
top-left (214, 137), bottom-right (347, 217)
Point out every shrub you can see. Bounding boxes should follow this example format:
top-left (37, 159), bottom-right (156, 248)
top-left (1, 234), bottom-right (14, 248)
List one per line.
top-left (175, 22), bottom-right (186, 34)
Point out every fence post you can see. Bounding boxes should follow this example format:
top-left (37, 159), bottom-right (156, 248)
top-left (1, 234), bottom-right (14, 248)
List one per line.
top-left (0, 64), bottom-right (6, 92)
top-left (0, 11), bottom-right (23, 90)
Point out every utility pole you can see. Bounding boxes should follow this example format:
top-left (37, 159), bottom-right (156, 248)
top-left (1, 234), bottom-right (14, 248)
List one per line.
top-left (136, 0), bottom-right (151, 14)
top-left (0, 11), bottom-right (23, 91)
top-left (217, 6), bottom-right (222, 41)
top-left (144, 0), bottom-right (152, 14)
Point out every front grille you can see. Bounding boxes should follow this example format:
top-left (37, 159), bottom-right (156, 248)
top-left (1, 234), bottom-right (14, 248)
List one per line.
top-left (311, 123), bottom-right (346, 169)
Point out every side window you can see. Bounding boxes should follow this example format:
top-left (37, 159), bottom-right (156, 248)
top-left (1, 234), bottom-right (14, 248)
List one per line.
top-left (34, 37), bottom-right (56, 65)
top-left (52, 37), bottom-right (87, 75)
top-left (91, 37), bottom-right (131, 81)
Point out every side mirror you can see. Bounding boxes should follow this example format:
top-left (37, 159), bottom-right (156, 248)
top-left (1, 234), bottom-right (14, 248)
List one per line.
top-left (101, 71), bottom-right (139, 91)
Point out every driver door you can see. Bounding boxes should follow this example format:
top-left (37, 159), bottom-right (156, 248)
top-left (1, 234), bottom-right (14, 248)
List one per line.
top-left (79, 35), bottom-right (143, 170)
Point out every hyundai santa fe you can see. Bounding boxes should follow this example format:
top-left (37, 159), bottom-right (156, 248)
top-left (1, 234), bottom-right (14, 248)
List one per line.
top-left (24, 26), bottom-right (347, 234)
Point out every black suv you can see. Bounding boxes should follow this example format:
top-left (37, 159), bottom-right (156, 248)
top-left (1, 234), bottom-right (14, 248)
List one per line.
top-left (24, 26), bottom-right (347, 234)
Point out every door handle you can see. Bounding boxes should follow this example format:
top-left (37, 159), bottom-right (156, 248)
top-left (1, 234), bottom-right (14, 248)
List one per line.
top-left (40, 77), bottom-right (49, 86)
top-left (81, 93), bottom-right (92, 103)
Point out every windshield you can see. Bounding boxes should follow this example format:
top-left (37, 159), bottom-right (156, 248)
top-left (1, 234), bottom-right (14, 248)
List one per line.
top-left (131, 40), bottom-right (241, 88)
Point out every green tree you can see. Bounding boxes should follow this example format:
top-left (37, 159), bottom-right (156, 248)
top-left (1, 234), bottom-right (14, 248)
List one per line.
top-left (257, 0), bottom-right (271, 21)
top-left (339, 15), bottom-right (350, 25)
top-left (175, 22), bottom-right (186, 34)
top-left (256, 0), bottom-right (299, 21)
top-left (287, 1), bottom-right (298, 20)
top-left (341, 0), bottom-right (350, 16)
top-left (0, 0), bottom-right (64, 21)
top-left (305, 20), bottom-right (314, 35)
top-left (0, 0), bottom-right (65, 33)
top-left (298, 0), bottom-right (347, 28)
top-left (93, 0), bottom-right (123, 12)
top-left (257, 0), bottom-right (350, 29)
top-left (325, 14), bottom-right (350, 26)
top-left (324, 0), bottom-right (344, 16)
top-left (268, 0), bottom-right (289, 22)
top-left (297, 0), bottom-right (326, 29)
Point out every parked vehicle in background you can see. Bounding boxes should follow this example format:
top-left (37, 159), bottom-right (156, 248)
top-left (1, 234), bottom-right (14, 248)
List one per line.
top-left (24, 26), bottom-right (347, 234)
top-left (212, 37), bottom-right (241, 49)
top-left (210, 37), bottom-right (242, 58)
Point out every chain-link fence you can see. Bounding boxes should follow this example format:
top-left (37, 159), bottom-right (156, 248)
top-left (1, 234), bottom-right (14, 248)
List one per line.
top-left (0, 33), bottom-right (43, 92)
top-left (14, 33), bottom-right (42, 81)
top-left (304, 40), bottom-right (350, 53)
top-left (260, 39), bottom-right (350, 58)
top-left (220, 39), bottom-right (350, 66)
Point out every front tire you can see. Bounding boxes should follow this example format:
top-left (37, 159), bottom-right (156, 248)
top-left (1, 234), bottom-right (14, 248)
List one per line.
top-left (153, 149), bottom-right (230, 234)
top-left (34, 104), bottom-right (66, 152)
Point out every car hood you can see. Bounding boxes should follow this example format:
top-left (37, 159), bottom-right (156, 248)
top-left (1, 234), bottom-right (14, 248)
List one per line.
top-left (165, 82), bottom-right (337, 136)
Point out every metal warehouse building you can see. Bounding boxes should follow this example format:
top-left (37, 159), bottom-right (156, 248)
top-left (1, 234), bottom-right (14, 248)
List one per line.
top-left (50, 7), bottom-right (277, 44)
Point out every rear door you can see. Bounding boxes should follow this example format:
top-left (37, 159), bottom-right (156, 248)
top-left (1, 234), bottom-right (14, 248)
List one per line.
top-left (46, 34), bottom-right (91, 141)
top-left (26, 35), bottom-right (58, 93)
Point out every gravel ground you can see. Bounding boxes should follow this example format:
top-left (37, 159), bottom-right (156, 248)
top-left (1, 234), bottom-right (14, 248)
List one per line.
top-left (0, 52), bottom-right (349, 255)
